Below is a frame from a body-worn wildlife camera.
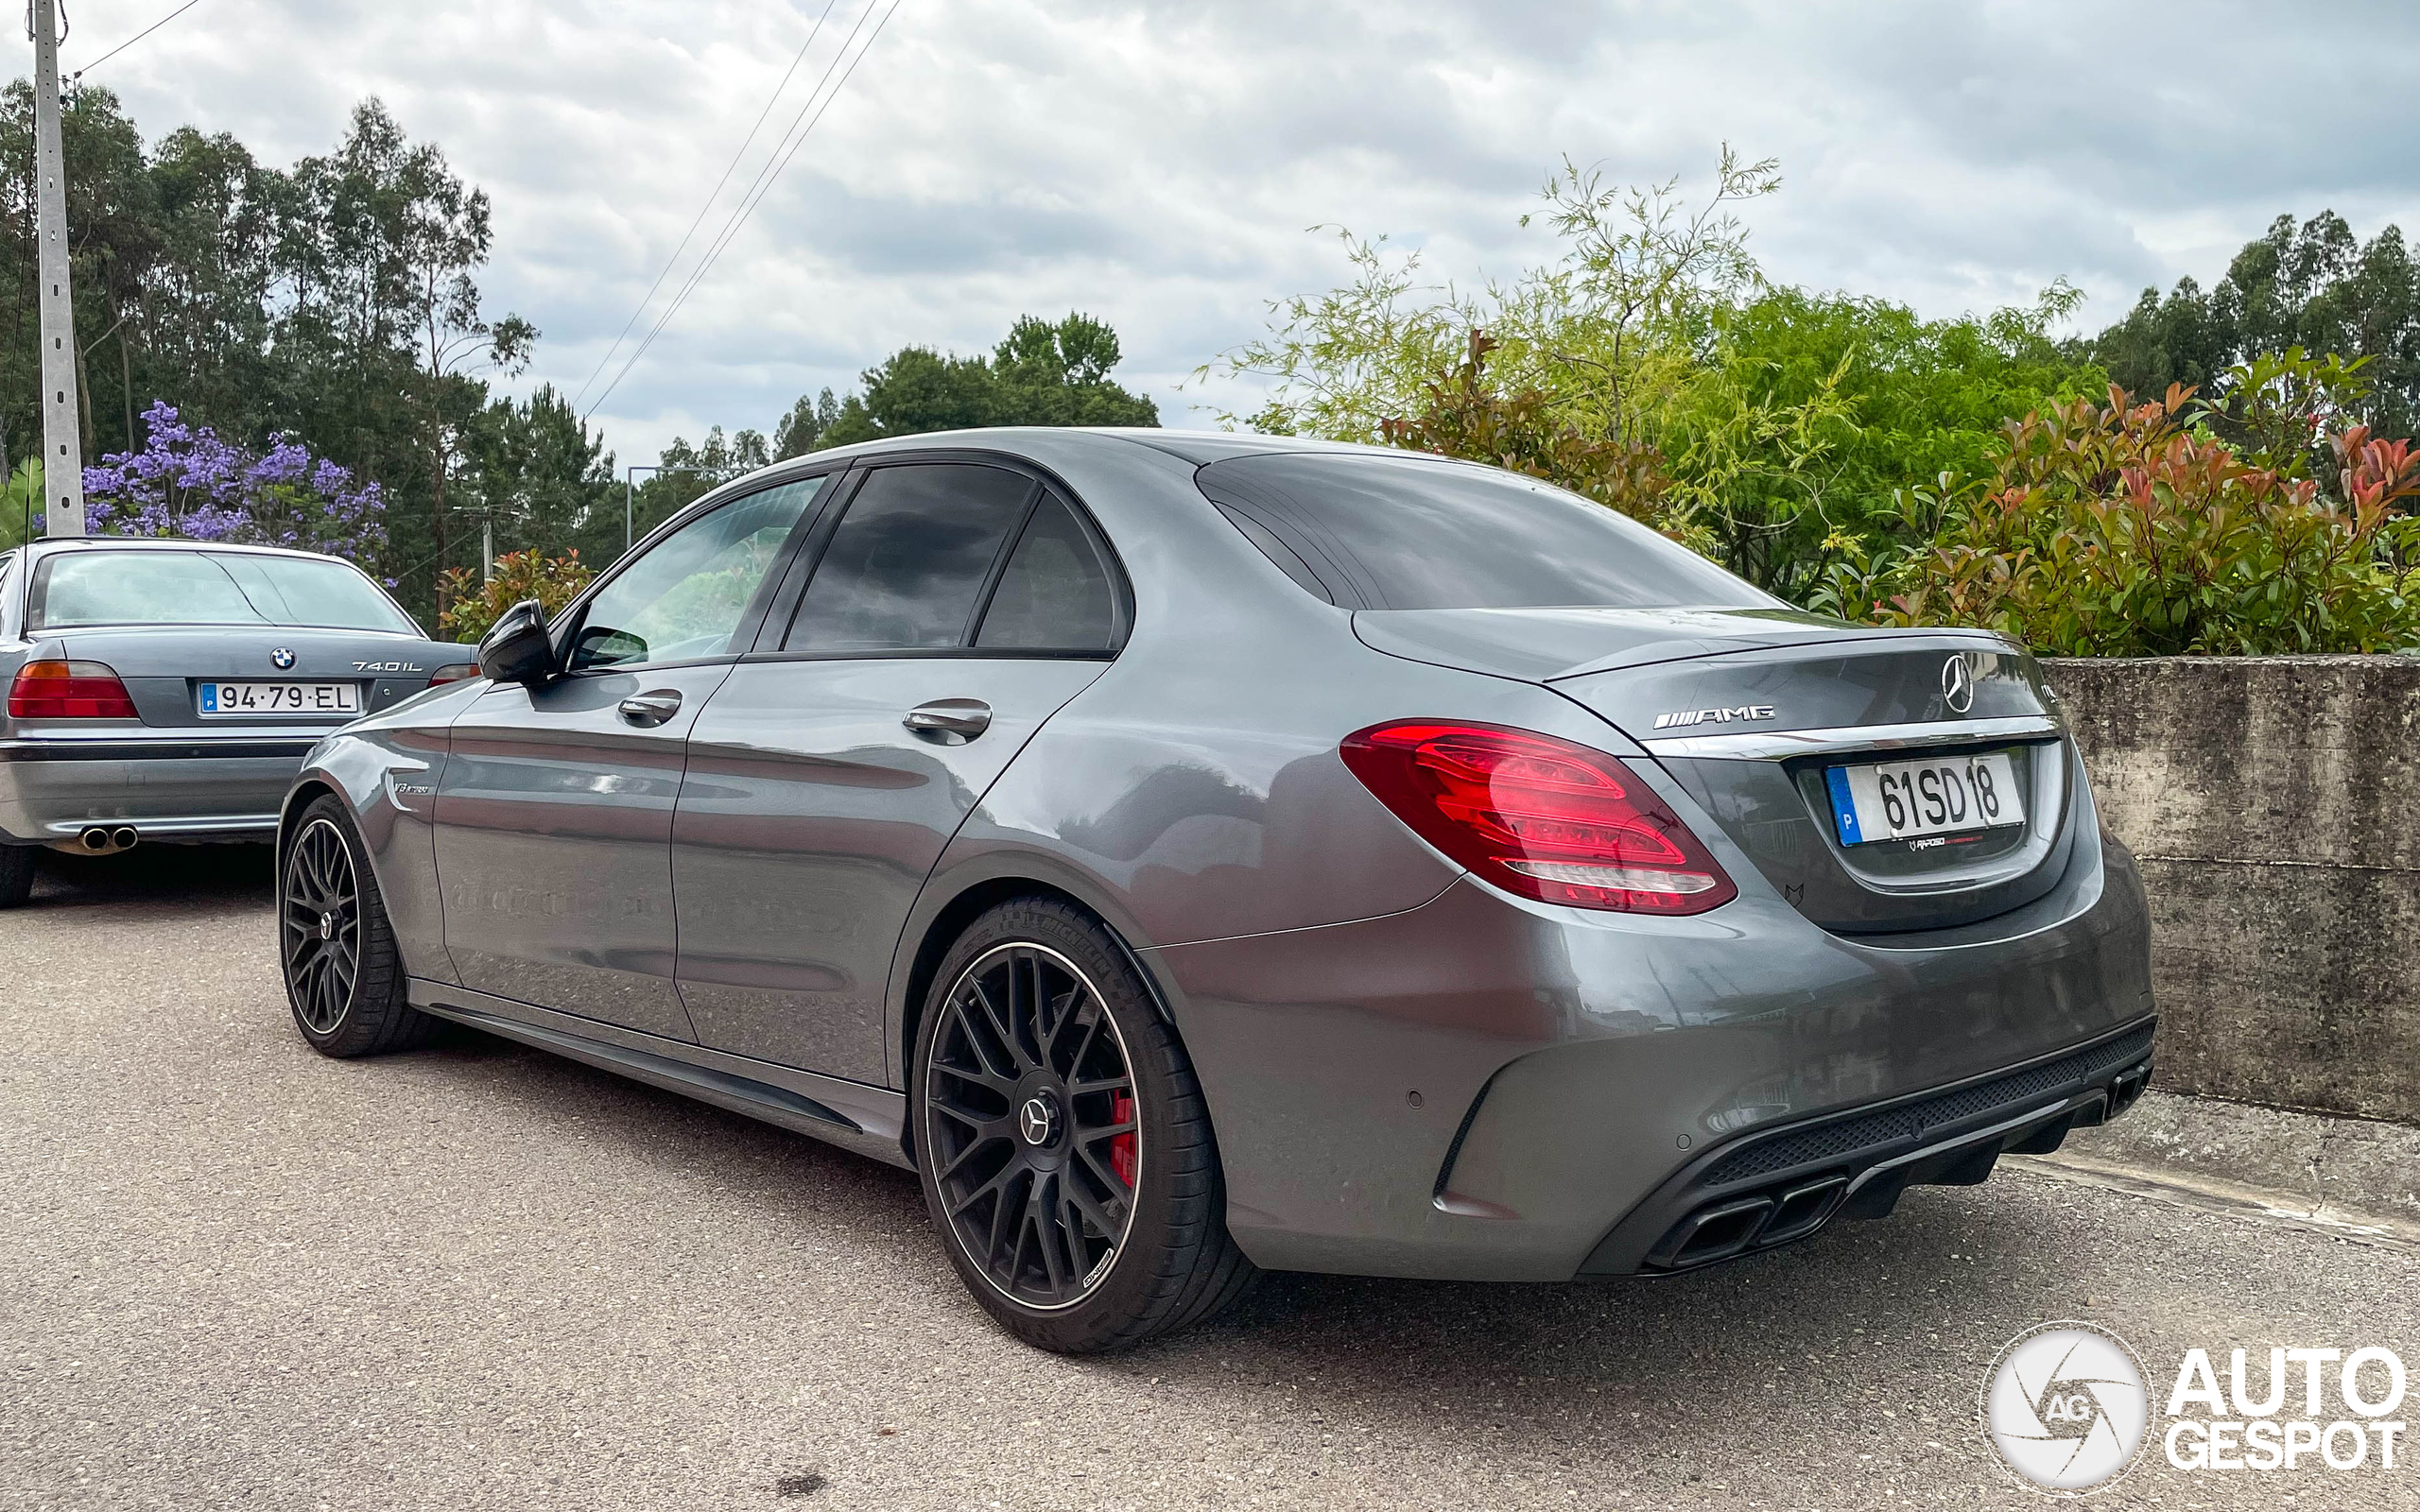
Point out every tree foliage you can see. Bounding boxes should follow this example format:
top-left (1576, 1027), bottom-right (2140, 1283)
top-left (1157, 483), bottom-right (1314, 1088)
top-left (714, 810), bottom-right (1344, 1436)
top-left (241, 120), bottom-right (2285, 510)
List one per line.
top-left (1207, 152), bottom-right (2103, 599)
top-left (811, 312), bottom-right (1160, 447)
top-left (83, 401), bottom-right (387, 560)
top-left (1377, 329), bottom-right (1674, 525)
top-left (2091, 210), bottom-right (2420, 445)
top-left (0, 84), bottom-right (543, 619)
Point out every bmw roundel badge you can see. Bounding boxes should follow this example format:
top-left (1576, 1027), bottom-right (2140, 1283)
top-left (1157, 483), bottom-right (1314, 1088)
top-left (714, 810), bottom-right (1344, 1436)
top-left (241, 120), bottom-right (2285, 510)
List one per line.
top-left (270, 647), bottom-right (296, 670)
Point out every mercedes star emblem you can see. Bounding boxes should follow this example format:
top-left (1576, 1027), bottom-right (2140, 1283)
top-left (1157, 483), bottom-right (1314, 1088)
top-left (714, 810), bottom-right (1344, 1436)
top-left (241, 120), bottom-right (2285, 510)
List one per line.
top-left (1942, 654), bottom-right (1977, 714)
top-left (1019, 1096), bottom-right (1056, 1146)
top-left (270, 647), bottom-right (297, 670)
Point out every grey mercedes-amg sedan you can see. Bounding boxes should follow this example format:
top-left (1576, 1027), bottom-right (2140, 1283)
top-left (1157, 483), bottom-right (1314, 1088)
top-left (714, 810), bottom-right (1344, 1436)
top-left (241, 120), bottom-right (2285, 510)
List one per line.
top-left (274, 429), bottom-right (2155, 1352)
top-left (0, 537), bottom-right (477, 906)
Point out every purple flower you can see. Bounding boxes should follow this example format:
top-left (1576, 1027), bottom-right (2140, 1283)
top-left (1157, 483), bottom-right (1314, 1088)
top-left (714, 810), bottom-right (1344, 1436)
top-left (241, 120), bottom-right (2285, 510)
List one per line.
top-left (83, 402), bottom-right (387, 567)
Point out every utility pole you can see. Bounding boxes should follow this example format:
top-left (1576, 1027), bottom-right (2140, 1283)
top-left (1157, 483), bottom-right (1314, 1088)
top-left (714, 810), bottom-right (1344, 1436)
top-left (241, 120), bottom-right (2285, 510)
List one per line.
top-left (30, 0), bottom-right (84, 536)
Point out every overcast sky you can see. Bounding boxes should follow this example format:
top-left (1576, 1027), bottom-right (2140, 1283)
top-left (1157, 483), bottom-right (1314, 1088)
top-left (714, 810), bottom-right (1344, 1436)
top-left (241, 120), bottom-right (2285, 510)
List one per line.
top-left (41, 0), bottom-right (2420, 467)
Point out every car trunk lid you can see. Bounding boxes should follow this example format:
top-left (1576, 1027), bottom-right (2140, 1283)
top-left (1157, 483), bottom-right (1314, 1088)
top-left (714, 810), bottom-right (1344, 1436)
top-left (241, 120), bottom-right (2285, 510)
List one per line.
top-left (1355, 606), bottom-right (2076, 934)
top-left (25, 626), bottom-right (471, 730)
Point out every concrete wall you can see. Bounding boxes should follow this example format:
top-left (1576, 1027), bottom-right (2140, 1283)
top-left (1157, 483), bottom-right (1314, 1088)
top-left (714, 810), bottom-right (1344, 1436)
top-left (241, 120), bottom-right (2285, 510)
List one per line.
top-left (2045, 656), bottom-right (2420, 1125)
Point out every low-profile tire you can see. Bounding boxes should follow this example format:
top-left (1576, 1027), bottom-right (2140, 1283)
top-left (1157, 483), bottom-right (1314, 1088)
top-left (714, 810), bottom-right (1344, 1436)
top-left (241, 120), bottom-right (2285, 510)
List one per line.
top-left (911, 898), bottom-right (1257, 1353)
top-left (0, 844), bottom-right (35, 908)
top-left (279, 795), bottom-right (433, 1057)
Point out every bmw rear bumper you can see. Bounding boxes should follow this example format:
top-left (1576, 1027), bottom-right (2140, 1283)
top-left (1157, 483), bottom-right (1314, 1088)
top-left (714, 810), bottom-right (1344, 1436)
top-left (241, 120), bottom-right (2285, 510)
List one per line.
top-left (0, 737), bottom-right (317, 845)
top-left (1145, 806), bottom-right (2156, 1282)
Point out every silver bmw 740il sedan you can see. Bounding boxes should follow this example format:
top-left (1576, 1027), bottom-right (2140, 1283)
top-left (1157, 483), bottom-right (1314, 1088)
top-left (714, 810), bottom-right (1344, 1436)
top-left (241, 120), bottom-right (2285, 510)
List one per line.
top-left (275, 428), bottom-right (2154, 1352)
top-left (0, 537), bottom-right (476, 906)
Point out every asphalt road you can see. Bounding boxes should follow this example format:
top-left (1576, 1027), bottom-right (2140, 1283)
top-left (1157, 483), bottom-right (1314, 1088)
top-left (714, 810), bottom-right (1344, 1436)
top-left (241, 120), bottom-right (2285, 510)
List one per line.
top-left (4, 846), bottom-right (2415, 1511)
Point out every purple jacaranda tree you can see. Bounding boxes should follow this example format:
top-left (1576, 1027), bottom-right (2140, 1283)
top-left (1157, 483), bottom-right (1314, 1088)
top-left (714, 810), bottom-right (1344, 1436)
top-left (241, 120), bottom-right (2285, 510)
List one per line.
top-left (82, 402), bottom-right (388, 567)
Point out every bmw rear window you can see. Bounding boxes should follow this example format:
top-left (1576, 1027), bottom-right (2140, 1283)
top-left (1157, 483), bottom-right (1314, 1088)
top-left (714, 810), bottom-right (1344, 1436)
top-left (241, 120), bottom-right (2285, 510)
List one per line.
top-left (1196, 452), bottom-right (1772, 610)
top-left (28, 550), bottom-right (419, 633)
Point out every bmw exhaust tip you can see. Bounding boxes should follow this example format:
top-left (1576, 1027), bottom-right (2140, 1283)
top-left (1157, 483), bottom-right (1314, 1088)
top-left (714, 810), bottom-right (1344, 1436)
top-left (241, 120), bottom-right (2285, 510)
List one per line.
top-left (79, 827), bottom-right (111, 852)
top-left (111, 826), bottom-right (138, 850)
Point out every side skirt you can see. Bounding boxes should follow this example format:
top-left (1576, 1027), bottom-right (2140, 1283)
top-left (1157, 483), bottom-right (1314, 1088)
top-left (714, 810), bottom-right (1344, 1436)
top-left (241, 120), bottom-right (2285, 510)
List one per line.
top-left (407, 978), bottom-right (914, 1171)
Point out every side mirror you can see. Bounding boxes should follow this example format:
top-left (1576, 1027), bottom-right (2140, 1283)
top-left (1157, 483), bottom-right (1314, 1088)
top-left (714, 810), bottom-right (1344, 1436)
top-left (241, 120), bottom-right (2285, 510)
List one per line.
top-left (476, 598), bottom-right (556, 684)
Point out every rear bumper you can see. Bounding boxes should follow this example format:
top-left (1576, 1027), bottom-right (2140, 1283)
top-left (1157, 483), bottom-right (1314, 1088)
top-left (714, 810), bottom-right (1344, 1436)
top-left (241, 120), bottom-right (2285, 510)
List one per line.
top-left (1582, 1019), bottom-right (2153, 1274)
top-left (1146, 804), bottom-right (2156, 1282)
top-left (0, 738), bottom-right (314, 844)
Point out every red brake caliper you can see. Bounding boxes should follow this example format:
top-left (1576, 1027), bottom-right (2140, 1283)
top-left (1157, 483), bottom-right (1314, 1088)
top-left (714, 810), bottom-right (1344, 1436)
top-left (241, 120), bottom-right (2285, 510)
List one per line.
top-left (1109, 1091), bottom-right (1137, 1189)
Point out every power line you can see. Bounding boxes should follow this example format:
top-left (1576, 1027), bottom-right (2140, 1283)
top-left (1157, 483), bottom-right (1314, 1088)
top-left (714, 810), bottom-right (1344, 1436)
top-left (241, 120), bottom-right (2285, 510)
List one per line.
top-left (569, 0), bottom-right (842, 411)
top-left (583, 0), bottom-right (903, 421)
top-left (70, 0), bottom-right (200, 79)
top-left (584, 0), bottom-right (890, 420)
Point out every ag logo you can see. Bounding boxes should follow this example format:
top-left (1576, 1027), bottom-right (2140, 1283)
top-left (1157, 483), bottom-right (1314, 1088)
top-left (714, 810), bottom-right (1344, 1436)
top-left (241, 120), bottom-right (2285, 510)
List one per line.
top-left (1980, 1322), bottom-right (2152, 1494)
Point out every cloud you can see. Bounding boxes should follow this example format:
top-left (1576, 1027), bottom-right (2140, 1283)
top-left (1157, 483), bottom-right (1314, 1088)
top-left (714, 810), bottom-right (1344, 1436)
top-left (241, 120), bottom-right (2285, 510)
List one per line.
top-left (54, 0), bottom-right (2420, 464)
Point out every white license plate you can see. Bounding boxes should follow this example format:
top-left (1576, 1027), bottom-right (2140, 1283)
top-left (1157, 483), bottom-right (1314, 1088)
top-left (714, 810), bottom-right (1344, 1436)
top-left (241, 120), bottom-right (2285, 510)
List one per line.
top-left (1824, 750), bottom-right (2025, 845)
top-left (198, 681), bottom-right (361, 716)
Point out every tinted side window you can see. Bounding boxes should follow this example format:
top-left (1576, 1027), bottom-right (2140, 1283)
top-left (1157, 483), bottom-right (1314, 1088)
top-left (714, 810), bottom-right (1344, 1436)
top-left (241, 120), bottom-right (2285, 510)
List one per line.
top-left (570, 477), bottom-right (823, 670)
top-left (975, 494), bottom-right (1116, 651)
top-left (1197, 453), bottom-right (1772, 610)
top-left (785, 464), bottom-right (1034, 651)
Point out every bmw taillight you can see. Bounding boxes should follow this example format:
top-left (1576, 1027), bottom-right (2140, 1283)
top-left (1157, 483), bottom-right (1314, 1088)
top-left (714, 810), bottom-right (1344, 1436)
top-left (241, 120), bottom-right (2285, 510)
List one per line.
top-left (8, 660), bottom-right (139, 719)
top-left (1340, 720), bottom-right (1737, 915)
top-left (425, 662), bottom-right (480, 685)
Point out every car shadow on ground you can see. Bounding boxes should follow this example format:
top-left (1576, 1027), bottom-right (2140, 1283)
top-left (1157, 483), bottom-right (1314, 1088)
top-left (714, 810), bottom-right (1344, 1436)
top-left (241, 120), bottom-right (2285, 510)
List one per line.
top-left (22, 840), bottom-right (275, 910)
top-left (395, 1008), bottom-right (2066, 1486)
top-left (103, 844), bottom-right (2098, 1486)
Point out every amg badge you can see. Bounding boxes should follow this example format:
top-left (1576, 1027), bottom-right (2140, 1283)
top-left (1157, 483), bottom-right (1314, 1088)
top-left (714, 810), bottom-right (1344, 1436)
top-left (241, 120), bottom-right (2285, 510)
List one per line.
top-left (1651, 705), bottom-right (1776, 730)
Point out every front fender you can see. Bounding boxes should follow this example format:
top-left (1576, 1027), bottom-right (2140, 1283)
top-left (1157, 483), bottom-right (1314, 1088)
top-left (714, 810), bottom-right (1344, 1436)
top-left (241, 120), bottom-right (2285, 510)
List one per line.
top-left (282, 718), bottom-right (456, 985)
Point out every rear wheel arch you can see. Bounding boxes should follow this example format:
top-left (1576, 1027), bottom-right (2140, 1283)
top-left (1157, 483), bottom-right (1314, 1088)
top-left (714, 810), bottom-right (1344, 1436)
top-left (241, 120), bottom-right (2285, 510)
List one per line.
top-left (897, 874), bottom-right (1182, 1108)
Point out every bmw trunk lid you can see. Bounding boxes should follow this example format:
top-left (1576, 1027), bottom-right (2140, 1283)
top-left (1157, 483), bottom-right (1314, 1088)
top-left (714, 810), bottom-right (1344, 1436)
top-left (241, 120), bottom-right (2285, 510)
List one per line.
top-left (1354, 607), bottom-right (2075, 934)
top-left (27, 625), bottom-right (474, 730)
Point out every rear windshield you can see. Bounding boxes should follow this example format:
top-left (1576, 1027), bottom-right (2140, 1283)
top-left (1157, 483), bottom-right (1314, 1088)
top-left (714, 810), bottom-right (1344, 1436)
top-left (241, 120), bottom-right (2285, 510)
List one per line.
top-left (29, 549), bottom-right (419, 633)
top-left (1196, 452), bottom-right (1772, 610)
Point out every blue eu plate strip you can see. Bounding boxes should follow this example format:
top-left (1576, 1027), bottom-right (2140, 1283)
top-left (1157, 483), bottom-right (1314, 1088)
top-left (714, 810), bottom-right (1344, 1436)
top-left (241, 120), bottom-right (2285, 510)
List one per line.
top-left (1824, 765), bottom-right (1862, 846)
top-left (199, 684), bottom-right (217, 713)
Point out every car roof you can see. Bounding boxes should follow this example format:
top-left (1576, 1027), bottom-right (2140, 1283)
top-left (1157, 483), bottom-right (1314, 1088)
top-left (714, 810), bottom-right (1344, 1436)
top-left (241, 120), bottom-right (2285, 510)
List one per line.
top-left (686, 426), bottom-right (1412, 502)
top-left (804, 426), bottom-right (1383, 466)
top-left (21, 536), bottom-right (360, 564)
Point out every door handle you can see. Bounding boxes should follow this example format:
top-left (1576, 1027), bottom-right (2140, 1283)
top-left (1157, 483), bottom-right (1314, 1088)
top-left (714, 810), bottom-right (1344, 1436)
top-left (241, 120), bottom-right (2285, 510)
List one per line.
top-left (617, 690), bottom-right (683, 727)
top-left (903, 698), bottom-right (992, 744)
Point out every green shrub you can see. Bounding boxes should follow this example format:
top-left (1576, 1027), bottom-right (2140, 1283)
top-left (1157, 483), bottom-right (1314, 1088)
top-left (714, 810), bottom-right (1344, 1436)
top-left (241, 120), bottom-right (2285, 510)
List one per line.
top-left (1813, 382), bottom-right (2420, 655)
top-left (436, 549), bottom-right (595, 644)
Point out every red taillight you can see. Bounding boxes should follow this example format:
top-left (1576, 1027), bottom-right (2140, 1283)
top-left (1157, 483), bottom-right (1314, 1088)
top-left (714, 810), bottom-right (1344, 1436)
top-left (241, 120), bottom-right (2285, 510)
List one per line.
top-left (425, 662), bottom-right (480, 685)
top-left (1340, 720), bottom-right (1737, 916)
top-left (8, 660), bottom-right (139, 720)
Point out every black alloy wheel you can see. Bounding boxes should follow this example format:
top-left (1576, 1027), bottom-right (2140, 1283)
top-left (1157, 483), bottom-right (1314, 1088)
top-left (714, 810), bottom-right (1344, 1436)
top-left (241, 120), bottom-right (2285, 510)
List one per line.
top-left (924, 941), bottom-right (1140, 1310)
top-left (282, 817), bottom-right (361, 1035)
top-left (278, 794), bottom-right (431, 1057)
top-left (912, 898), bottom-right (1257, 1353)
